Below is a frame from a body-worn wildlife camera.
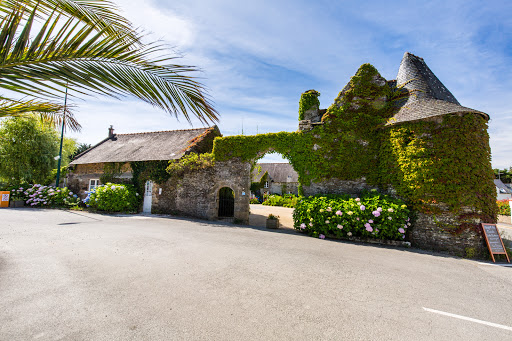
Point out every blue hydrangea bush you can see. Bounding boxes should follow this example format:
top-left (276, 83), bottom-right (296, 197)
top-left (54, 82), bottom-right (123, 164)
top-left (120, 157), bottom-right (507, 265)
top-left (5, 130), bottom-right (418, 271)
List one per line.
top-left (12, 184), bottom-right (79, 207)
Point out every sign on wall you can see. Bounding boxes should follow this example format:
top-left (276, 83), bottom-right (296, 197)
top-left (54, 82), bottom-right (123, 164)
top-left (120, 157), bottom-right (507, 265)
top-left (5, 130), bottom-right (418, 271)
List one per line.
top-left (481, 223), bottom-right (510, 263)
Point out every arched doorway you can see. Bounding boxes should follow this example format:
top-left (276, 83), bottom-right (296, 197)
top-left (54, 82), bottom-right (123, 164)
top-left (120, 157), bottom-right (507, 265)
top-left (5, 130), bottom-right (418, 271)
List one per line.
top-left (218, 187), bottom-right (235, 217)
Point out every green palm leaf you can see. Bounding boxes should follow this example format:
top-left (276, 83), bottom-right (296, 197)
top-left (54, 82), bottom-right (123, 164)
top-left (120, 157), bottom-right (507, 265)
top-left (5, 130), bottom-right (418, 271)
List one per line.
top-left (0, 97), bottom-right (81, 131)
top-left (0, 1), bottom-right (218, 125)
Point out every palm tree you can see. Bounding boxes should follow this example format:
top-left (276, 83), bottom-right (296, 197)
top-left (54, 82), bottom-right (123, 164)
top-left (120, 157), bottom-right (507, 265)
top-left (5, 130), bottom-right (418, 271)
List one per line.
top-left (0, 0), bottom-right (218, 131)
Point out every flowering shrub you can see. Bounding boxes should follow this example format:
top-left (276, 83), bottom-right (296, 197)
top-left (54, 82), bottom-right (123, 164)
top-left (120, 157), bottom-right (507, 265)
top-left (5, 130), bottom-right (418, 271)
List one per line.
top-left (497, 199), bottom-right (511, 216)
top-left (12, 184), bottom-right (79, 207)
top-left (86, 182), bottom-right (138, 212)
top-left (262, 194), bottom-right (299, 208)
top-left (293, 192), bottom-right (411, 240)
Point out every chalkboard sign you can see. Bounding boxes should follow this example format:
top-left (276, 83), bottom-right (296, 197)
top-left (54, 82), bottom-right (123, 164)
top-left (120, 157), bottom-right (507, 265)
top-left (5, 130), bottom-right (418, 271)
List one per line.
top-left (481, 223), bottom-right (510, 263)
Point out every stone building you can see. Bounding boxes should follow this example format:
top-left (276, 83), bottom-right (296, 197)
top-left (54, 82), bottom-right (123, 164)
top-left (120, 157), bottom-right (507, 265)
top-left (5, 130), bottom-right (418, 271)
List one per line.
top-left (68, 125), bottom-right (250, 223)
top-left (252, 163), bottom-right (299, 196)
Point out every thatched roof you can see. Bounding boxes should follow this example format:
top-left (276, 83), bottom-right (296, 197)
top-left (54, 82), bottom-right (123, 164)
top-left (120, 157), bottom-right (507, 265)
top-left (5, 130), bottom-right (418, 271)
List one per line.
top-left (386, 52), bottom-right (488, 125)
top-left (70, 127), bottom-right (216, 165)
top-left (253, 163), bottom-right (299, 183)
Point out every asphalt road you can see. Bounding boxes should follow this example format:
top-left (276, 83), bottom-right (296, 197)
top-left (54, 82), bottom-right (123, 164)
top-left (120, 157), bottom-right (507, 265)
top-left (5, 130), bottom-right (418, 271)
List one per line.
top-left (1, 208), bottom-right (511, 340)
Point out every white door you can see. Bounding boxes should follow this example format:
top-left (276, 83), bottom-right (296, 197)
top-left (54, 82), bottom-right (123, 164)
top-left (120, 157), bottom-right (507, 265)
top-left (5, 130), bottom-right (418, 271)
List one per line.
top-left (143, 180), bottom-right (153, 213)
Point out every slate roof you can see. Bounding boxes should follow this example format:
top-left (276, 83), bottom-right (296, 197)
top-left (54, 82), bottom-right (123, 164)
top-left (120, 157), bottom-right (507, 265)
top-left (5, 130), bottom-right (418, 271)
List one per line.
top-left (70, 127), bottom-right (212, 164)
top-left (495, 179), bottom-right (512, 194)
top-left (253, 163), bottom-right (299, 183)
top-left (386, 52), bottom-right (488, 125)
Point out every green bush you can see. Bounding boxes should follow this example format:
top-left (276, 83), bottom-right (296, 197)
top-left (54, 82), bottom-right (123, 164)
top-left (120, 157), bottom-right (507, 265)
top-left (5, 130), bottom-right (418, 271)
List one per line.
top-left (87, 183), bottom-right (138, 212)
top-left (497, 199), bottom-right (511, 216)
top-left (293, 192), bottom-right (411, 240)
top-left (250, 198), bottom-right (260, 204)
top-left (262, 194), bottom-right (299, 208)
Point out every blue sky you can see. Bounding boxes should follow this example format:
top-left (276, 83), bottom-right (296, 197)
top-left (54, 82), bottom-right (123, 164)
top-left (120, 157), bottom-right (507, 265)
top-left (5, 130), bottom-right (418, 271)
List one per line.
top-left (67, 0), bottom-right (512, 168)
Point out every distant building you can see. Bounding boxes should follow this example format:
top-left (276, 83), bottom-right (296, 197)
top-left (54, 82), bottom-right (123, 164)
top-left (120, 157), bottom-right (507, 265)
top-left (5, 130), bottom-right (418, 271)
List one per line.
top-left (495, 179), bottom-right (512, 200)
top-left (252, 163), bottom-right (299, 196)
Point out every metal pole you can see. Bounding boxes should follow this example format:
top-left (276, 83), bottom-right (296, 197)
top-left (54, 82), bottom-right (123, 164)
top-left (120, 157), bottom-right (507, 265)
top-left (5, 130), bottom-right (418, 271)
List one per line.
top-left (55, 86), bottom-right (68, 187)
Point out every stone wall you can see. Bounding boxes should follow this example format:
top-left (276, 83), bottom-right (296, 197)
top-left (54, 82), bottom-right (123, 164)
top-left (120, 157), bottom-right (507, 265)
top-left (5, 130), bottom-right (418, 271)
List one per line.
top-left (410, 206), bottom-right (487, 257)
top-left (152, 159), bottom-right (251, 223)
top-left (302, 177), bottom-right (374, 197)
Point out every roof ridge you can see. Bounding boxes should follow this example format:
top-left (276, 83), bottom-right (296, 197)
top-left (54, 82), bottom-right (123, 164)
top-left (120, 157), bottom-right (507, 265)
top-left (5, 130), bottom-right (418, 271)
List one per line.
top-left (115, 127), bottom-right (211, 136)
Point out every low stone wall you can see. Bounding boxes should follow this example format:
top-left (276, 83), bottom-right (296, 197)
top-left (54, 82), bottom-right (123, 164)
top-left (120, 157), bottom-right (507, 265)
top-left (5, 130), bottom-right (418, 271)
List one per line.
top-left (152, 159), bottom-right (251, 223)
top-left (410, 207), bottom-right (487, 256)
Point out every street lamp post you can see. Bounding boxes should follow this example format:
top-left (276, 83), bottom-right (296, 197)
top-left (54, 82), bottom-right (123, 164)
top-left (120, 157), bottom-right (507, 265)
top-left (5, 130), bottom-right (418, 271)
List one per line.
top-left (55, 86), bottom-right (68, 187)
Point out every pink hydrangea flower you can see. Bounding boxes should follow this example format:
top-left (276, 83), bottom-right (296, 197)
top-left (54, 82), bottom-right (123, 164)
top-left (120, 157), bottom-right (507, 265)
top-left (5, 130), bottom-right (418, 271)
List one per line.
top-left (372, 211), bottom-right (380, 217)
top-left (337, 225), bottom-right (343, 229)
top-left (325, 220), bottom-right (330, 224)
top-left (355, 198), bottom-right (360, 202)
top-left (336, 210), bottom-right (343, 216)
top-left (360, 205), bottom-right (365, 211)
top-left (369, 220), bottom-right (373, 223)
top-left (327, 207), bottom-right (332, 212)
top-left (309, 222), bottom-right (313, 227)
top-left (300, 223), bottom-right (306, 230)
top-left (388, 217), bottom-right (392, 220)
top-left (365, 223), bottom-right (373, 232)
top-left (319, 234), bottom-right (325, 239)
top-left (399, 228), bottom-right (405, 233)
top-left (356, 217), bottom-right (360, 221)
top-left (377, 207), bottom-right (382, 212)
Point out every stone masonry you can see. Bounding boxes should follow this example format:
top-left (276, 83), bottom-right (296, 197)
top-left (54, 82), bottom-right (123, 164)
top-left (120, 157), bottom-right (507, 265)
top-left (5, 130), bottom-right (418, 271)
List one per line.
top-left (151, 159), bottom-right (251, 223)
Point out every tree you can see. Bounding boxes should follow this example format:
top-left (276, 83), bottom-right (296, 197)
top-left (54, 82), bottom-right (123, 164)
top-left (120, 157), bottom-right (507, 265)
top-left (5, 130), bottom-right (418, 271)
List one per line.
top-left (68, 142), bottom-right (91, 163)
top-left (0, 1), bottom-right (218, 130)
top-left (0, 117), bottom-right (59, 183)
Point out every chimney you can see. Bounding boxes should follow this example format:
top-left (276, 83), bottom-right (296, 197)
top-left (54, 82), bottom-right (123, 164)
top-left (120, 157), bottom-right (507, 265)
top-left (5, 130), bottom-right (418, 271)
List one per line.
top-left (108, 125), bottom-right (114, 138)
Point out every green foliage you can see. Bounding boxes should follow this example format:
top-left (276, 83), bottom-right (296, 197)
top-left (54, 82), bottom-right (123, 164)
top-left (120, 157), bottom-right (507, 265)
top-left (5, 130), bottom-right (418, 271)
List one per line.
top-left (379, 114), bottom-right (497, 225)
top-left (262, 194), bottom-right (299, 208)
top-left (293, 192), bottom-right (411, 241)
top-left (60, 137), bottom-right (78, 167)
top-left (497, 200), bottom-right (511, 216)
top-left (213, 62), bottom-right (497, 232)
top-left (87, 183), bottom-right (138, 212)
top-left (298, 90), bottom-right (320, 120)
top-left (100, 162), bottom-right (126, 184)
top-left (44, 166), bottom-right (69, 185)
top-left (213, 64), bottom-right (393, 186)
top-left (250, 198), bottom-right (261, 204)
top-left (494, 168), bottom-right (512, 183)
top-left (0, 0), bottom-right (218, 128)
top-left (0, 117), bottom-right (59, 183)
top-left (166, 152), bottom-right (215, 177)
top-left (267, 214), bottom-right (279, 220)
top-left (131, 160), bottom-right (170, 195)
top-left (68, 143), bottom-right (91, 162)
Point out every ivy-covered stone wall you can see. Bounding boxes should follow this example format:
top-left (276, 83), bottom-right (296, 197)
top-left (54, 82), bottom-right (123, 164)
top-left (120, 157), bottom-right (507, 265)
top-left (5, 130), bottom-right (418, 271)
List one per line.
top-left (212, 62), bottom-right (497, 255)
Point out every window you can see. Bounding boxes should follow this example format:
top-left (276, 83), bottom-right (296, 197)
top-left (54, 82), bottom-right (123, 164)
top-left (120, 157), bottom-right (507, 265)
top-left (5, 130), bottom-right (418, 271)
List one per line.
top-left (264, 181), bottom-right (269, 188)
top-left (89, 179), bottom-right (100, 191)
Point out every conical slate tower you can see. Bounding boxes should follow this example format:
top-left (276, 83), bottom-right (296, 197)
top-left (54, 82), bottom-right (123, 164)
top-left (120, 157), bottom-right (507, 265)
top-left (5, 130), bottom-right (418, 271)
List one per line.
top-left (387, 52), bottom-right (488, 125)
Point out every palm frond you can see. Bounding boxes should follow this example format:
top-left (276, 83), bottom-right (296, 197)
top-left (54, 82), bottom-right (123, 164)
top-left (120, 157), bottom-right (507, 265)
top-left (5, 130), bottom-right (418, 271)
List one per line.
top-left (0, 0), bottom-right (137, 41)
top-left (0, 3), bottom-right (218, 124)
top-left (0, 97), bottom-right (81, 131)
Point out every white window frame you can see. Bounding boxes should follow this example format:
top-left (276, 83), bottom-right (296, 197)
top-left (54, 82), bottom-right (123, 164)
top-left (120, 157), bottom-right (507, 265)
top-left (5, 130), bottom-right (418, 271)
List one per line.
top-left (89, 179), bottom-right (100, 191)
top-left (264, 181), bottom-right (269, 188)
